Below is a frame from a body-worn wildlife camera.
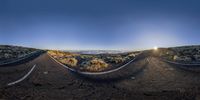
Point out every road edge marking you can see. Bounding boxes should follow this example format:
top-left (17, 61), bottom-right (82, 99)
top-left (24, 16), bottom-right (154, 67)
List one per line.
top-left (7, 64), bottom-right (37, 86)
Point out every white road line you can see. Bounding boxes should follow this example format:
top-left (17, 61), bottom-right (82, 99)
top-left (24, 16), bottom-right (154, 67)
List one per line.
top-left (7, 64), bottom-right (37, 86)
top-left (48, 53), bottom-right (138, 75)
top-left (146, 58), bottom-right (150, 63)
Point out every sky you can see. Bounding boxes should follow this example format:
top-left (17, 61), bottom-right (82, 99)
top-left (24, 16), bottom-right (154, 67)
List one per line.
top-left (0, 0), bottom-right (200, 50)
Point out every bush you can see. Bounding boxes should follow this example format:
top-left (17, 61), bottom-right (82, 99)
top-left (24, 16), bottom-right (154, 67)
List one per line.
top-left (106, 57), bottom-right (125, 64)
top-left (59, 57), bottom-right (78, 67)
top-left (173, 55), bottom-right (179, 61)
top-left (173, 55), bottom-right (192, 62)
top-left (128, 53), bottom-right (135, 58)
top-left (4, 53), bottom-right (12, 59)
top-left (83, 58), bottom-right (108, 72)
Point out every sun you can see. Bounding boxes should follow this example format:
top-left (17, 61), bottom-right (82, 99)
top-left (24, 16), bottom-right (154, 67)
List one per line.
top-left (154, 46), bottom-right (158, 50)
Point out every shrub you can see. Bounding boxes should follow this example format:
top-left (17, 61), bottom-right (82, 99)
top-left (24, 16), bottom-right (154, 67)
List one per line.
top-left (112, 57), bottom-right (124, 64)
top-left (105, 56), bottom-right (125, 64)
top-left (0, 45), bottom-right (38, 60)
top-left (128, 53), bottom-right (135, 58)
top-left (83, 58), bottom-right (108, 72)
top-left (59, 57), bottom-right (78, 67)
top-left (173, 55), bottom-right (192, 62)
top-left (4, 53), bottom-right (12, 59)
top-left (173, 55), bottom-right (179, 61)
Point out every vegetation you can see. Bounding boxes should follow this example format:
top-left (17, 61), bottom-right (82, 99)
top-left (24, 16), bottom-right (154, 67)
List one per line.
top-left (59, 57), bottom-right (78, 67)
top-left (105, 56), bottom-right (125, 64)
top-left (48, 50), bottom-right (140, 72)
top-left (83, 58), bottom-right (108, 72)
top-left (48, 50), bottom-right (78, 58)
top-left (0, 45), bottom-right (37, 61)
top-left (158, 46), bottom-right (200, 64)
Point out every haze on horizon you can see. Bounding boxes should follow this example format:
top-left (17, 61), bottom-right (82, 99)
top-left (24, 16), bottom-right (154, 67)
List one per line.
top-left (0, 0), bottom-right (200, 50)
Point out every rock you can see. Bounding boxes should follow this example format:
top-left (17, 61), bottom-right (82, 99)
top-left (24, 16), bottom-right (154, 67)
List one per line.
top-left (194, 55), bottom-right (200, 61)
top-left (131, 77), bottom-right (135, 80)
top-left (43, 71), bottom-right (48, 75)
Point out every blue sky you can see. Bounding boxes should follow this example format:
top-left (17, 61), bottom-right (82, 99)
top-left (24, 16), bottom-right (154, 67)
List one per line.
top-left (0, 0), bottom-right (200, 50)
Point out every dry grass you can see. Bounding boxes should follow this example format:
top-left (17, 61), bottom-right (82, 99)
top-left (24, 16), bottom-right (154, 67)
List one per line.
top-left (59, 57), bottom-right (78, 67)
top-left (48, 50), bottom-right (139, 72)
top-left (48, 50), bottom-right (78, 58)
top-left (48, 50), bottom-right (79, 67)
top-left (83, 58), bottom-right (109, 72)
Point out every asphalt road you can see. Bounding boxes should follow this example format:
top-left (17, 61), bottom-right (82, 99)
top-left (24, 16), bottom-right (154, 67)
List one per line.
top-left (0, 53), bottom-right (200, 100)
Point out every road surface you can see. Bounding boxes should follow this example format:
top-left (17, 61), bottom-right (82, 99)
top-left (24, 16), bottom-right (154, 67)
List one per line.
top-left (0, 53), bottom-right (200, 100)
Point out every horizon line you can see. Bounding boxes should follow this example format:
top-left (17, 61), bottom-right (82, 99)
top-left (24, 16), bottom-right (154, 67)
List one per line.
top-left (1, 44), bottom-right (200, 51)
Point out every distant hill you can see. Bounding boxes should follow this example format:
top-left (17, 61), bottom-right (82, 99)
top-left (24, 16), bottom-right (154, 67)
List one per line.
top-left (63, 50), bottom-right (130, 54)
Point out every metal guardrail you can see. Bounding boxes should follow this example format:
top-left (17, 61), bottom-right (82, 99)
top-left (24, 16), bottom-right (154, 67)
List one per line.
top-left (0, 50), bottom-right (43, 66)
top-left (48, 52), bottom-right (142, 75)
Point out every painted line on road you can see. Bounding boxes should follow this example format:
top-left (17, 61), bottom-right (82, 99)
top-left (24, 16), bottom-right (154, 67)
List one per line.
top-left (146, 58), bottom-right (150, 63)
top-left (7, 64), bottom-right (37, 86)
top-left (48, 53), bottom-right (140, 75)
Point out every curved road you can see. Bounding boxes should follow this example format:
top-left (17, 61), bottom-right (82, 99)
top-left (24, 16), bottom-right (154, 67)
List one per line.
top-left (0, 53), bottom-right (200, 100)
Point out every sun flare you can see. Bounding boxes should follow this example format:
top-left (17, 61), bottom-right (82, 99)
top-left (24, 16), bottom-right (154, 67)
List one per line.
top-left (154, 46), bottom-right (158, 50)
